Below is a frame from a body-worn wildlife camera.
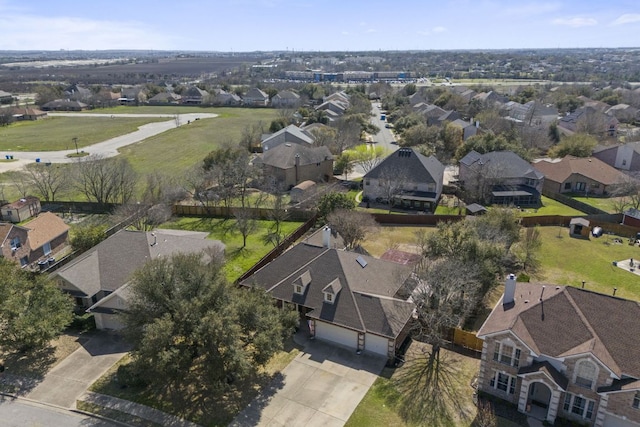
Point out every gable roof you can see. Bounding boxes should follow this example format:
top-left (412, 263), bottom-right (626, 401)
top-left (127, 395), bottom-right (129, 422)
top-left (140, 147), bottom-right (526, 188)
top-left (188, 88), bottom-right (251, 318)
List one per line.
top-left (365, 148), bottom-right (444, 185)
top-left (460, 150), bottom-right (543, 180)
top-left (244, 87), bottom-right (268, 100)
top-left (478, 282), bottom-right (640, 378)
top-left (23, 212), bottom-right (69, 249)
top-left (260, 143), bottom-right (332, 170)
top-left (273, 90), bottom-right (300, 100)
top-left (262, 124), bottom-right (315, 149)
top-left (532, 156), bottom-right (627, 185)
top-left (239, 243), bottom-right (414, 338)
top-left (54, 229), bottom-right (223, 298)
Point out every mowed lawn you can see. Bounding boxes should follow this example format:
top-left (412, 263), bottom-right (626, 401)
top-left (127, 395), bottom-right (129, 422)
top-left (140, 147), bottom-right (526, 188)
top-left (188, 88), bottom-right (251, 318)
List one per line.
top-left (118, 107), bottom-right (279, 178)
top-left (81, 105), bottom-right (219, 115)
top-left (159, 217), bottom-right (303, 282)
top-left (536, 226), bottom-right (640, 301)
top-left (0, 116), bottom-right (167, 151)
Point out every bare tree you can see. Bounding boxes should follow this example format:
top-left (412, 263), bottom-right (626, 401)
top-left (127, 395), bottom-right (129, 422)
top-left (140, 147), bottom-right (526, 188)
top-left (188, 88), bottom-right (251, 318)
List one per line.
top-left (327, 209), bottom-right (378, 250)
top-left (74, 155), bottom-right (137, 205)
top-left (514, 226), bottom-right (542, 274)
top-left (233, 207), bottom-right (257, 248)
top-left (264, 188), bottom-right (289, 247)
top-left (375, 166), bottom-right (410, 212)
top-left (23, 163), bottom-right (70, 202)
top-left (6, 170), bottom-right (31, 198)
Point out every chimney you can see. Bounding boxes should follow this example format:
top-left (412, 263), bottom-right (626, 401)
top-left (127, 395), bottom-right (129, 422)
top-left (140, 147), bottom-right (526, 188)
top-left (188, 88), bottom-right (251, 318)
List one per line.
top-left (322, 225), bottom-right (331, 248)
top-left (295, 153), bottom-right (300, 182)
top-left (503, 274), bottom-right (516, 306)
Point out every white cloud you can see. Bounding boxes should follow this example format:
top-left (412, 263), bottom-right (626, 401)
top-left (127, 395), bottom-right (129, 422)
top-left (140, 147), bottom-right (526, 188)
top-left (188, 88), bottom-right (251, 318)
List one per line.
top-left (612, 14), bottom-right (640, 26)
top-left (503, 2), bottom-right (560, 16)
top-left (552, 17), bottom-right (598, 28)
top-left (365, 28), bottom-right (377, 33)
top-left (0, 11), bottom-right (182, 50)
top-left (432, 26), bottom-right (446, 33)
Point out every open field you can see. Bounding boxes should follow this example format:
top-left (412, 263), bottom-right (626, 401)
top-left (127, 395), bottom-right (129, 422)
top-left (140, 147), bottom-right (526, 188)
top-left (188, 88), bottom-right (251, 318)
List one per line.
top-left (119, 107), bottom-right (278, 178)
top-left (0, 116), bottom-right (166, 151)
top-left (81, 105), bottom-right (222, 115)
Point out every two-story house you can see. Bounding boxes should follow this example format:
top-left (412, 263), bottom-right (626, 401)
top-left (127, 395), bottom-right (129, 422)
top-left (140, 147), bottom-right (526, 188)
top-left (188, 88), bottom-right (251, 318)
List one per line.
top-left (477, 275), bottom-right (640, 426)
top-left (459, 150), bottom-right (544, 206)
top-left (242, 88), bottom-right (269, 107)
top-left (255, 143), bottom-right (333, 189)
top-left (0, 212), bottom-right (69, 268)
top-left (363, 148), bottom-right (444, 212)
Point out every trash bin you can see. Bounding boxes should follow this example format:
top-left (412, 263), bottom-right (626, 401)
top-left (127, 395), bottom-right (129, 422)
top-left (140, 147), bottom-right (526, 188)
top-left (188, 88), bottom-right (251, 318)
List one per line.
top-left (35, 158), bottom-right (41, 163)
top-left (4, 155), bottom-right (8, 160)
top-left (38, 260), bottom-right (48, 271)
top-left (47, 257), bottom-right (55, 266)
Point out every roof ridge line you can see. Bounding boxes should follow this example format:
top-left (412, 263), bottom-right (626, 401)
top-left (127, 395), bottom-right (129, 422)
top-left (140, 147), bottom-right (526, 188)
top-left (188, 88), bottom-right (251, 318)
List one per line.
top-left (265, 246), bottom-right (330, 292)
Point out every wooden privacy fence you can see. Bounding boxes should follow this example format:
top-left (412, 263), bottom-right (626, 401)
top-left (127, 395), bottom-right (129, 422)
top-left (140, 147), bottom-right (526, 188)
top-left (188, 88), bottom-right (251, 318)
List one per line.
top-left (173, 204), bottom-right (316, 222)
top-left (452, 328), bottom-right (484, 352)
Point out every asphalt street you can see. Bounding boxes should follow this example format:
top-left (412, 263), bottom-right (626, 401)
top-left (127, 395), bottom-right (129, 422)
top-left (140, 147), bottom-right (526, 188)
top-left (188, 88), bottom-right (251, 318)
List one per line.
top-left (0, 398), bottom-right (118, 427)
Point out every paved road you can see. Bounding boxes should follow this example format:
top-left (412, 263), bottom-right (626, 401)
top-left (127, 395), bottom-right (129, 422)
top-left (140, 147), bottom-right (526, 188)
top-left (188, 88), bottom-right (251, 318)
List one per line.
top-left (370, 103), bottom-right (399, 152)
top-left (0, 398), bottom-right (118, 427)
top-left (0, 112), bottom-right (217, 173)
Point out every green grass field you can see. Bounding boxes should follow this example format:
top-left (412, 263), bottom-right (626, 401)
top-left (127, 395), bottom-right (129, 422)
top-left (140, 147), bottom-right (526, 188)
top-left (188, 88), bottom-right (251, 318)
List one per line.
top-left (572, 195), bottom-right (621, 214)
top-left (118, 107), bottom-right (278, 178)
top-left (159, 217), bottom-right (303, 283)
top-left (81, 105), bottom-right (220, 115)
top-left (536, 226), bottom-right (640, 301)
top-left (0, 116), bottom-right (167, 151)
top-left (517, 195), bottom-right (585, 216)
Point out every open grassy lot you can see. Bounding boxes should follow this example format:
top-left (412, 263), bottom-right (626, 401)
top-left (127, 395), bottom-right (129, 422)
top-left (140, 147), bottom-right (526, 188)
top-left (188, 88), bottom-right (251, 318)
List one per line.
top-left (359, 225), bottom-right (434, 258)
top-left (0, 116), bottom-right (167, 151)
top-left (119, 107), bottom-right (278, 178)
top-left (80, 105), bottom-right (221, 115)
top-left (536, 226), bottom-right (640, 301)
top-left (159, 217), bottom-right (303, 283)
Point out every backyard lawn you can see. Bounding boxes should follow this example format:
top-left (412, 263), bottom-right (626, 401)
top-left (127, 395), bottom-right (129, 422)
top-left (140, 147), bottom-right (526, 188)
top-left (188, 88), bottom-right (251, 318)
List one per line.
top-left (517, 195), bottom-right (585, 216)
top-left (572, 195), bottom-right (622, 214)
top-left (0, 116), bottom-right (166, 151)
top-left (159, 217), bottom-right (303, 282)
top-left (536, 226), bottom-right (640, 301)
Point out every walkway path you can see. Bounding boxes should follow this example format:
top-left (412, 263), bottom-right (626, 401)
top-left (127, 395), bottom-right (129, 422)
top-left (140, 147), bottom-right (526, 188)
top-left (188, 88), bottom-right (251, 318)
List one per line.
top-left (78, 391), bottom-right (200, 427)
top-left (0, 112), bottom-right (217, 173)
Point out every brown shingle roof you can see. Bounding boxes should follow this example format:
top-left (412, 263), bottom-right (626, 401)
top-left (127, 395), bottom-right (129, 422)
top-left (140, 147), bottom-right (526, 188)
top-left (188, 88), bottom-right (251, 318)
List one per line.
top-left (25, 212), bottom-right (69, 249)
top-left (478, 282), bottom-right (640, 378)
top-left (533, 156), bottom-right (628, 186)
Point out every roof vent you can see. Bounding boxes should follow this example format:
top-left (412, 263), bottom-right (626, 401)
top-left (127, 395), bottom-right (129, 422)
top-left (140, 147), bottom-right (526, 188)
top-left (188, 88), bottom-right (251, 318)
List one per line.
top-left (356, 256), bottom-right (368, 268)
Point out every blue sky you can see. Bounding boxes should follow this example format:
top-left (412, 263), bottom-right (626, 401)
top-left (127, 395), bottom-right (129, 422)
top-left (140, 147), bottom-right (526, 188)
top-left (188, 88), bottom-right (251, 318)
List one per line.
top-left (0, 0), bottom-right (639, 51)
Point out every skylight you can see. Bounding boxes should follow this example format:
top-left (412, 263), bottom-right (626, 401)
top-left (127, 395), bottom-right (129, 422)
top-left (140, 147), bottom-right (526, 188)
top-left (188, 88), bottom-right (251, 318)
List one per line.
top-left (356, 256), bottom-right (368, 268)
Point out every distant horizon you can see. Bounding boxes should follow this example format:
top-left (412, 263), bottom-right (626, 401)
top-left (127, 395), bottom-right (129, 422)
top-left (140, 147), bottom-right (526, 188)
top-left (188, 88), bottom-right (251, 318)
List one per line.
top-left (1, 0), bottom-right (639, 52)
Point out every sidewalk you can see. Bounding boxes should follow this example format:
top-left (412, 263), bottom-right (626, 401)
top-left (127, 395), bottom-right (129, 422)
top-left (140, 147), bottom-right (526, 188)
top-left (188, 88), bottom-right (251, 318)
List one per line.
top-left (79, 391), bottom-right (201, 427)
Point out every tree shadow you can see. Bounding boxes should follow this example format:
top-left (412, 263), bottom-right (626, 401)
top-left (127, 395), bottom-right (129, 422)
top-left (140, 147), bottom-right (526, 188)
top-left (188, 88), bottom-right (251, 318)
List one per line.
top-left (392, 347), bottom-right (473, 427)
top-left (0, 345), bottom-right (57, 396)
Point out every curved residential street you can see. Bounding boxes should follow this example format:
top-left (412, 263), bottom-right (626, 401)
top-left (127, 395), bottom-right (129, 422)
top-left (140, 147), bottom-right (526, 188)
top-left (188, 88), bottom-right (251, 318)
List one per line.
top-left (0, 112), bottom-right (217, 173)
top-left (0, 398), bottom-right (118, 426)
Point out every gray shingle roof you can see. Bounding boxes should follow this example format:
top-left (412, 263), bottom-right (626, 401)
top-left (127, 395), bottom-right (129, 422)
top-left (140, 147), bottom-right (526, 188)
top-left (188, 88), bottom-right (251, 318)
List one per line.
top-left (260, 144), bottom-right (332, 170)
top-left (365, 148), bottom-right (444, 185)
top-left (239, 243), bottom-right (414, 338)
top-left (460, 150), bottom-right (543, 180)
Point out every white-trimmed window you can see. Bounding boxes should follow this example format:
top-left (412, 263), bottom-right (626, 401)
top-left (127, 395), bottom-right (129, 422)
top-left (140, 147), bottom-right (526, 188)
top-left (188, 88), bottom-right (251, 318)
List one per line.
top-left (633, 391), bottom-right (640, 409)
top-left (493, 341), bottom-right (521, 367)
top-left (10, 236), bottom-right (21, 249)
top-left (294, 284), bottom-right (303, 294)
top-left (563, 392), bottom-right (595, 420)
top-left (324, 292), bottom-right (334, 303)
top-left (43, 241), bottom-right (51, 256)
top-left (574, 360), bottom-right (597, 389)
top-left (489, 371), bottom-right (516, 394)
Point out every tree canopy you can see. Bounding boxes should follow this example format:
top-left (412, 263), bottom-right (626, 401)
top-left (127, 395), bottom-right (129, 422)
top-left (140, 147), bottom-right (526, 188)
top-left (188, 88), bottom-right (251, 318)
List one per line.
top-left (0, 259), bottom-right (73, 352)
top-left (121, 252), bottom-right (296, 408)
top-left (548, 133), bottom-right (597, 158)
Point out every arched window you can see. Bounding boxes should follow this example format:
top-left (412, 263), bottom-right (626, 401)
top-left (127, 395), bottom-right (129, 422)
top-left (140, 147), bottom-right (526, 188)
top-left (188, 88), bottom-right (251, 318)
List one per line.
top-left (574, 360), bottom-right (597, 389)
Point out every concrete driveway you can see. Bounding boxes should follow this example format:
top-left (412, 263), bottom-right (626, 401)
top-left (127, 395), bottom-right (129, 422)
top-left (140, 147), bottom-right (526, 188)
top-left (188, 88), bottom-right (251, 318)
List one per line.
top-left (26, 333), bottom-right (131, 408)
top-left (232, 339), bottom-right (386, 427)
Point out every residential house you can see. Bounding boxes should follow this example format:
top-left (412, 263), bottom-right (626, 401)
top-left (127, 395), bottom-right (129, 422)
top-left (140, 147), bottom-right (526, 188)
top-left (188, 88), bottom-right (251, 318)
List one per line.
top-left (261, 124), bottom-right (315, 151)
top-left (256, 143), bottom-right (333, 189)
top-left (271, 90), bottom-right (301, 108)
top-left (593, 142), bottom-right (640, 172)
top-left (315, 100), bottom-right (348, 119)
top-left (0, 89), bottom-right (14, 104)
top-left (242, 88), bottom-right (269, 107)
top-left (63, 84), bottom-right (92, 102)
top-left (0, 212), bottom-right (69, 269)
top-left (239, 226), bottom-right (416, 359)
top-left (181, 86), bottom-right (209, 105)
top-left (459, 150), bottom-right (544, 206)
top-left (363, 148), bottom-right (445, 212)
top-left (41, 99), bottom-right (89, 111)
top-left (532, 156), bottom-right (628, 196)
top-left (1, 196), bottom-right (41, 223)
top-left (408, 92), bottom-right (427, 107)
top-left (472, 91), bottom-right (507, 107)
top-left (211, 89), bottom-right (242, 106)
top-left (119, 86), bottom-right (147, 105)
top-left (54, 229), bottom-right (224, 330)
top-left (147, 92), bottom-right (182, 105)
top-left (10, 106), bottom-right (47, 121)
top-left (502, 101), bottom-right (558, 127)
top-left (558, 107), bottom-right (619, 137)
top-left (606, 104), bottom-right (638, 124)
top-left (477, 275), bottom-right (640, 426)
top-left (450, 119), bottom-right (479, 141)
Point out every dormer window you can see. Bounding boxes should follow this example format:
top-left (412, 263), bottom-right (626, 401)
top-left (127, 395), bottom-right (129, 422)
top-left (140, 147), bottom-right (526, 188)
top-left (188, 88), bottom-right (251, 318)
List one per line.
top-left (293, 270), bottom-right (311, 295)
top-left (322, 278), bottom-right (341, 304)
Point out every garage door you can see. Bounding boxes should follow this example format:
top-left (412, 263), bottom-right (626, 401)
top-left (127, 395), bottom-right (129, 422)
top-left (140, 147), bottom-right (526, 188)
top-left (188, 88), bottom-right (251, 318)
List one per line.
top-left (365, 333), bottom-right (390, 356)
top-left (94, 313), bottom-right (125, 330)
top-left (603, 413), bottom-right (640, 427)
top-left (315, 321), bottom-right (358, 350)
